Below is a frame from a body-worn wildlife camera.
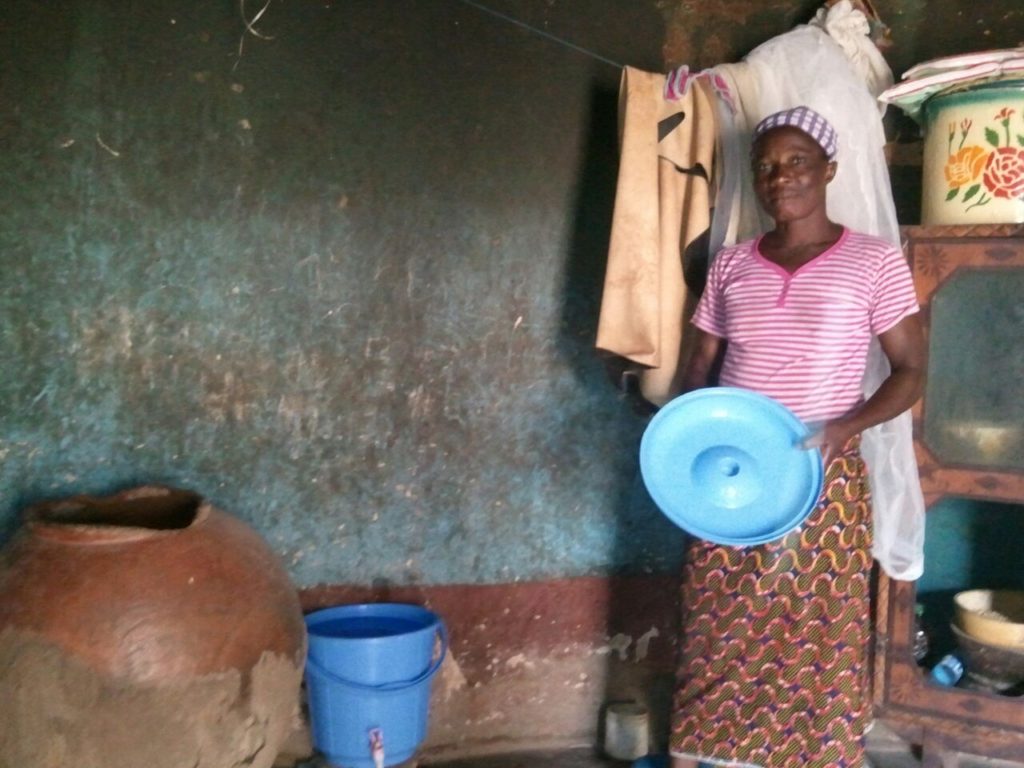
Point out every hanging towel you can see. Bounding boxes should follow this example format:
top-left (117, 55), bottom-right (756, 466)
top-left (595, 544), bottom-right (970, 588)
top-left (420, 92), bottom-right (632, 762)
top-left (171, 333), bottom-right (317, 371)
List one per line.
top-left (596, 67), bottom-right (717, 406)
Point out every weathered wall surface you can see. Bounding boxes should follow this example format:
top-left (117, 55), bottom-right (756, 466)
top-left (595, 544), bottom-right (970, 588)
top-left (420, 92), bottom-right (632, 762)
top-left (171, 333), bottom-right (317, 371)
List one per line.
top-left (0, 7), bottom-right (680, 754)
top-left (0, 1), bottom-right (684, 588)
top-left (3, 1), bottom-right (1022, 759)
top-left (4, 0), bottom-right (1019, 592)
top-left (660, 0), bottom-right (1023, 74)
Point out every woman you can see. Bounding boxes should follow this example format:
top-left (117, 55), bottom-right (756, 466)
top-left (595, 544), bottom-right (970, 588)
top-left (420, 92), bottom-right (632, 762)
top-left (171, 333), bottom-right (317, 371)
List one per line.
top-left (669, 106), bottom-right (925, 768)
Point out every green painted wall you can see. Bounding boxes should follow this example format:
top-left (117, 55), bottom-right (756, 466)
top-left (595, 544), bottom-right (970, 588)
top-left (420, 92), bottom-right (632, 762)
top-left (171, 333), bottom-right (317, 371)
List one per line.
top-left (0, 1), bottom-right (687, 587)
top-left (2, 1), bottom-right (1020, 592)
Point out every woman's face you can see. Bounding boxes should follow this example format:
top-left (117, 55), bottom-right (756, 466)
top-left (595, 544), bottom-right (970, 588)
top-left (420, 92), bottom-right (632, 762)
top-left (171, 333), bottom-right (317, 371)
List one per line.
top-left (751, 126), bottom-right (836, 224)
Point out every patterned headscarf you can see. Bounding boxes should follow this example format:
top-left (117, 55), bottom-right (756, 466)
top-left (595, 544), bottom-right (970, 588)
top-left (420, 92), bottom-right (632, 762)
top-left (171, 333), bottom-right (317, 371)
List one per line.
top-left (752, 106), bottom-right (838, 160)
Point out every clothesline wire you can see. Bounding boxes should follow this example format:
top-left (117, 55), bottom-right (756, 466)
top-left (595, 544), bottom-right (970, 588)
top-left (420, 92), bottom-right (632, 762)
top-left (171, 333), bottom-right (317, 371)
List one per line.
top-left (454, 0), bottom-right (623, 70)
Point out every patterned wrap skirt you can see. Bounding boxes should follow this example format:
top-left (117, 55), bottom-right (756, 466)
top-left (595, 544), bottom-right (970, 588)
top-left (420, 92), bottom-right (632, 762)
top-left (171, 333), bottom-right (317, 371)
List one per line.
top-left (669, 438), bottom-right (872, 768)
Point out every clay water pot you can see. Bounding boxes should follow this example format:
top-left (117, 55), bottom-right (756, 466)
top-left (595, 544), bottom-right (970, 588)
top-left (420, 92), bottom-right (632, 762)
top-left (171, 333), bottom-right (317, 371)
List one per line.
top-left (0, 485), bottom-right (307, 768)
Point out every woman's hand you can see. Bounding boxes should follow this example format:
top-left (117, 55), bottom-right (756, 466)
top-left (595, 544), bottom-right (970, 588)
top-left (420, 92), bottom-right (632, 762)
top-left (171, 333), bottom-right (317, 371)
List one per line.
top-left (673, 327), bottom-right (724, 394)
top-left (802, 419), bottom-right (858, 465)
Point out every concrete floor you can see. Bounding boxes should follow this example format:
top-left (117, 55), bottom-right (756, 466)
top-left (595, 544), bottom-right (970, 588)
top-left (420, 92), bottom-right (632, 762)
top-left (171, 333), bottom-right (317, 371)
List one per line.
top-left (290, 720), bottom-right (1024, 768)
top-left (423, 753), bottom-right (1022, 768)
top-left (292, 721), bottom-right (1024, 768)
top-left (422, 747), bottom-right (1019, 768)
top-left (415, 723), bottom-right (1024, 768)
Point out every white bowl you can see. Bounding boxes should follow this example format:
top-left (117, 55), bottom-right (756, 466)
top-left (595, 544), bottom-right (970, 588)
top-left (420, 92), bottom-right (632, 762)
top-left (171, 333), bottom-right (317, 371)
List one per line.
top-left (954, 590), bottom-right (1024, 650)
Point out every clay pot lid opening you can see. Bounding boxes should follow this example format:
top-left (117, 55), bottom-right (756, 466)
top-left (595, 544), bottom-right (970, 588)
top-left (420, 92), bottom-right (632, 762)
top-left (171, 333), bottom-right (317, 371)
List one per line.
top-left (26, 486), bottom-right (207, 543)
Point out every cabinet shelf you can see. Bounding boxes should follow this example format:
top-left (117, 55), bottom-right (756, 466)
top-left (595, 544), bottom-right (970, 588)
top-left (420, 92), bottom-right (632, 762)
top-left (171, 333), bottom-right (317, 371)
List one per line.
top-left (873, 224), bottom-right (1024, 768)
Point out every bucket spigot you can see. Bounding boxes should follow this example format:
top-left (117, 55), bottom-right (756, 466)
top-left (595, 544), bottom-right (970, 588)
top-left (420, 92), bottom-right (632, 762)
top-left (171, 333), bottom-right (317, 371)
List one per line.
top-left (370, 727), bottom-right (384, 768)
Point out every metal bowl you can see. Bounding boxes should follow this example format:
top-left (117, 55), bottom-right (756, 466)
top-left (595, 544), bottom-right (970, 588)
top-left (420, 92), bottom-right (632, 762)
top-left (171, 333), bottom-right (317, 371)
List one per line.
top-left (954, 589), bottom-right (1024, 650)
top-left (951, 622), bottom-right (1024, 691)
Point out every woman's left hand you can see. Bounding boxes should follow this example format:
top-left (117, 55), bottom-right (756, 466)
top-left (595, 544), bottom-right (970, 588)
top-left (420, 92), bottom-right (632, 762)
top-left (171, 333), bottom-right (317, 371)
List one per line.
top-left (802, 420), bottom-right (856, 465)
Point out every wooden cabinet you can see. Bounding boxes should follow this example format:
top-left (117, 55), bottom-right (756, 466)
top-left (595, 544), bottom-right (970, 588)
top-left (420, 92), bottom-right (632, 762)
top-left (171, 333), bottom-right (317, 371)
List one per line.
top-left (873, 224), bottom-right (1024, 767)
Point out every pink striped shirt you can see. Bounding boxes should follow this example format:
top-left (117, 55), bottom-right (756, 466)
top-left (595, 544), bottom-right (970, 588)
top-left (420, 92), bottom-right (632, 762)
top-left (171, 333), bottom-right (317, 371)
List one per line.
top-left (691, 228), bottom-right (919, 423)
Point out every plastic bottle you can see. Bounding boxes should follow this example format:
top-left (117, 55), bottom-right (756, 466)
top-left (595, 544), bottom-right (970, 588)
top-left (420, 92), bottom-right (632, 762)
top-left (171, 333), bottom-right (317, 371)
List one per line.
top-left (929, 653), bottom-right (964, 686)
top-left (912, 603), bottom-right (929, 664)
top-left (632, 757), bottom-right (669, 768)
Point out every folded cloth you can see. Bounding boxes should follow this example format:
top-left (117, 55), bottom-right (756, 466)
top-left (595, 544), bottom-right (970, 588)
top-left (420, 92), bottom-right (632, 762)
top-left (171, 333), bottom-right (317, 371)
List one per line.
top-left (596, 67), bottom-right (717, 405)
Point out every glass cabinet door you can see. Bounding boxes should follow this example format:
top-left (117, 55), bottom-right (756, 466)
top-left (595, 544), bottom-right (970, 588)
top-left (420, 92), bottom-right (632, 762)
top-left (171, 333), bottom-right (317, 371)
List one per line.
top-left (923, 266), bottom-right (1024, 472)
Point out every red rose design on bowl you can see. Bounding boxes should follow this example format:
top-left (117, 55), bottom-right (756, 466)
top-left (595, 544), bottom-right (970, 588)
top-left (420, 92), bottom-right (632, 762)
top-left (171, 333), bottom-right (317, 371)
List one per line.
top-left (982, 147), bottom-right (1024, 199)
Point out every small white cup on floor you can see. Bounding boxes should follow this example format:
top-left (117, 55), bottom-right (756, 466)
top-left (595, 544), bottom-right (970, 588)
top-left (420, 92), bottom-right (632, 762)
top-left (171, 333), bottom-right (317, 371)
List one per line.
top-left (604, 701), bottom-right (649, 761)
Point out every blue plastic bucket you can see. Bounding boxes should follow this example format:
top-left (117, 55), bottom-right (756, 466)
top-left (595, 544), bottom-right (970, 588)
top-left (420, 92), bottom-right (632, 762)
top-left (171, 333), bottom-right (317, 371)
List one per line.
top-left (304, 603), bottom-right (447, 768)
